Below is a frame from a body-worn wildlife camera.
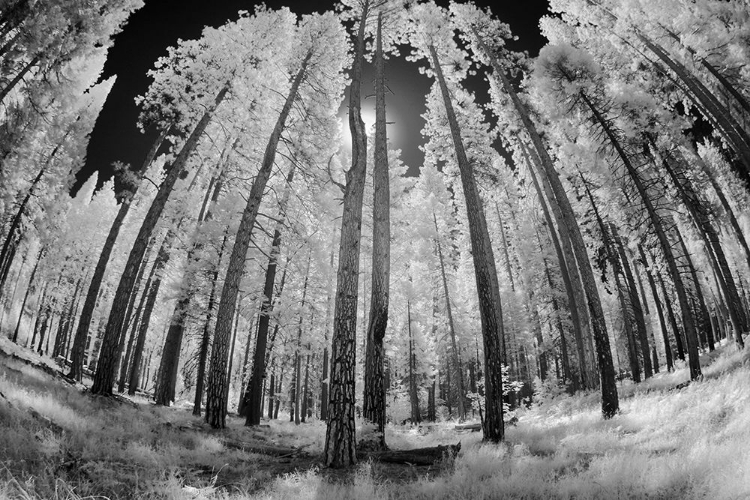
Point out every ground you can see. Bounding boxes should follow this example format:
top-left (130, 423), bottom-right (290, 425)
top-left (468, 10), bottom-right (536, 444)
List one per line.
top-left (1, 336), bottom-right (749, 499)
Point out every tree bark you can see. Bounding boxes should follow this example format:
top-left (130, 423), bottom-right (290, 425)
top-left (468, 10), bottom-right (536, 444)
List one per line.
top-left (433, 213), bottom-right (466, 420)
top-left (476, 28), bottom-right (612, 405)
top-left (91, 88), bottom-right (226, 396)
top-left (12, 247), bottom-right (43, 343)
top-left (324, 0), bottom-right (370, 468)
top-left (579, 92), bottom-right (701, 379)
top-left (362, 11), bottom-right (390, 449)
top-left (407, 300), bottom-right (421, 424)
top-left (429, 44), bottom-right (505, 440)
top-left (206, 57), bottom-right (309, 428)
top-left (244, 168), bottom-right (295, 425)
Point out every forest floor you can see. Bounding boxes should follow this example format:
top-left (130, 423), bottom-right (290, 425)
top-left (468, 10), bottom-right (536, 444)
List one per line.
top-left (1, 337), bottom-right (749, 499)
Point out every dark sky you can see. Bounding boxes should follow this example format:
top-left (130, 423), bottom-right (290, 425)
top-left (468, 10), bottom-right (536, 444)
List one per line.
top-left (77, 0), bottom-right (549, 191)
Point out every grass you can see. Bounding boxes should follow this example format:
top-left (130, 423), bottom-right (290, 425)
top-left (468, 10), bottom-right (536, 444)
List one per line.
top-left (1, 339), bottom-right (749, 499)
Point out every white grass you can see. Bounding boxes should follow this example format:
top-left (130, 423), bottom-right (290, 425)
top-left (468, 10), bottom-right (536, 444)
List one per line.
top-left (2, 341), bottom-right (749, 499)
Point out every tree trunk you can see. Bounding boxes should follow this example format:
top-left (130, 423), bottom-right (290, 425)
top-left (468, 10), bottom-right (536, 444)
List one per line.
top-left (662, 154), bottom-right (746, 348)
top-left (193, 257), bottom-right (220, 417)
top-left (637, 247), bottom-right (671, 371)
top-left (12, 247), bottom-right (43, 343)
top-left (244, 168), bottom-right (296, 426)
top-left (206, 58), bottom-right (309, 429)
top-left (91, 92), bottom-right (226, 397)
top-left (324, 1), bottom-right (370, 468)
top-left (429, 44), bottom-right (505, 440)
top-left (657, 270), bottom-right (684, 361)
top-left (579, 92), bottom-right (701, 380)
top-left (69, 127), bottom-right (168, 381)
top-left (293, 254), bottom-right (311, 426)
top-left (407, 300), bottom-right (420, 424)
top-left (611, 225), bottom-right (652, 378)
top-left (477, 28), bottom-right (610, 403)
top-left (362, 11), bottom-right (390, 449)
top-left (433, 213), bottom-right (466, 420)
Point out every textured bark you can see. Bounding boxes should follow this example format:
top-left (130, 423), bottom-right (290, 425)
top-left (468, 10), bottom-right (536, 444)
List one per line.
top-left (430, 44), bottom-right (505, 440)
top-left (325, 2), bottom-right (369, 467)
top-left (433, 213), bottom-right (465, 420)
top-left (362, 11), bottom-right (390, 449)
top-left (206, 58), bottom-right (309, 429)
top-left (320, 230), bottom-right (336, 422)
top-left (90, 96), bottom-right (224, 397)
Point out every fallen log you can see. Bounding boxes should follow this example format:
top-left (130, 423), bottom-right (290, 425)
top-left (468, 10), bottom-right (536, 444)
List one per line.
top-left (223, 439), bottom-right (310, 458)
top-left (359, 442), bottom-right (461, 466)
top-left (454, 423), bottom-right (481, 432)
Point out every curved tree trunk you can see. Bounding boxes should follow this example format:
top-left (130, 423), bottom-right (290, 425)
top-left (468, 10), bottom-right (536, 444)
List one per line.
top-left (477, 29), bottom-right (615, 407)
top-left (205, 58), bottom-right (310, 429)
top-left (69, 127), bottom-right (168, 381)
top-left (429, 44), bottom-right (505, 441)
top-left (91, 88), bottom-right (227, 396)
top-left (579, 92), bottom-right (701, 379)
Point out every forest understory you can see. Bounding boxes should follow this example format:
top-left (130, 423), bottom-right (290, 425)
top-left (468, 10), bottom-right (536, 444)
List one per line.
top-left (1, 336), bottom-right (748, 500)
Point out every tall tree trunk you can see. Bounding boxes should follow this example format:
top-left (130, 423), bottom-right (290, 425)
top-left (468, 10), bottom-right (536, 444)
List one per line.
top-left (91, 88), bottom-right (227, 396)
top-left (206, 58), bottom-right (309, 428)
top-left (244, 167), bottom-right (295, 426)
top-left (662, 154), bottom-right (746, 347)
top-left (475, 28), bottom-right (616, 409)
top-left (69, 128), bottom-right (169, 381)
top-left (11, 246), bottom-right (42, 343)
top-left (320, 228), bottom-right (336, 423)
top-left (585, 182), bottom-right (641, 382)
top-left (293, 254), bottom-right (311, 426)
top-left (362, 11), bottom-right (390, 449)
top-left (238, 311), bottom-right (257, 416)
top-left (407, 300), bottom-right (420, 424)
top-left (429, 44), bottom-right (505, 440)
top-left (579, 92), bottom-right (701, 379)
top-left (192, 251), bottom-right (220, 417)
top-left (638, 247), bottom-right (673, 371)
top-left (324, 1), bottom-right (370, 468)
top-left (129, 239), bottom-right (170, 396)
top-left (657, 270), bottom-right (684, 361)
top-left (433, 213), bottom-right (466, 420)
top-left (611, 225), bottom-right (653, 378)
top-left (524, 148), bottom-right (584, 389)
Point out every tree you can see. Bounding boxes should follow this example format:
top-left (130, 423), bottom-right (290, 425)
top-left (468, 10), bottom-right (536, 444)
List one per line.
top-left (408, 2), bottom-right (505, 442)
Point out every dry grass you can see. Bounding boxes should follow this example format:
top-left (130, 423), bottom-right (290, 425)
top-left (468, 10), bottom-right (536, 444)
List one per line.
top-left (1, 340), bottom-right (749, 499)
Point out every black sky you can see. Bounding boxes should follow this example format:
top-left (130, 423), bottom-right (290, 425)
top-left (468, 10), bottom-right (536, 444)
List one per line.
top-left (77, 0), bottom-right (549, 191)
